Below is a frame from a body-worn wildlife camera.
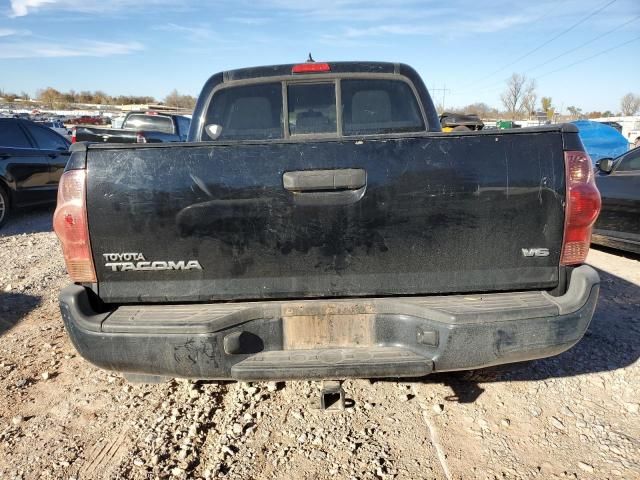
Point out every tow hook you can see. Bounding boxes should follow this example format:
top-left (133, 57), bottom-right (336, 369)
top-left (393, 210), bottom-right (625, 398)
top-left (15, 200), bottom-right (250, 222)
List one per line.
top-left (319, 380), bottom-right (346, 411)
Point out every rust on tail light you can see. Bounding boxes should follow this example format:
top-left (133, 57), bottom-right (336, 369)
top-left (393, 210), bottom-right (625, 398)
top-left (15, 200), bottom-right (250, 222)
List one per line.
top-left (53, 169), bottom-right (96, 283)
top-left (560, 151), bottom-right (602, 266)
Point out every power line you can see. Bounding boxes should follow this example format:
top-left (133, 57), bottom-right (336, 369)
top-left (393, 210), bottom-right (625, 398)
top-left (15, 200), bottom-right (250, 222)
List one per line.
top-left (524, 14), bottom-right (640, 74)
top-left (449, 34), bottom-right (639, 106)
top-left (456, 7), bottom-right (635, 97)
top-left (468, 0), bottom-right (618, 86)
top-left (534, 35), bottom-right (640, 80)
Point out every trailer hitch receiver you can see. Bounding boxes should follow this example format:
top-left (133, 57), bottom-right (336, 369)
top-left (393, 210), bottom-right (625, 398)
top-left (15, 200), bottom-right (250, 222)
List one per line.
top-left (320, 380), bottom-right (345, 411)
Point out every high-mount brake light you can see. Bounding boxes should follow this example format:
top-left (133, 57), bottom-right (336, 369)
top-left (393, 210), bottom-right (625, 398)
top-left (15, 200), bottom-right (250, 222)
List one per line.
top-left (53, 170), bottom-right (96, 283)
top-left (560, 150), bottom-right (601, 265)
top-left (292, 63), bottom-right (331, 74)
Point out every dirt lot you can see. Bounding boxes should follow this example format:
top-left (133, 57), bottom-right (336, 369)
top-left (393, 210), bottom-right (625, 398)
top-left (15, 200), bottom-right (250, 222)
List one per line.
top-left (0, 207), bottom-right (638, 480)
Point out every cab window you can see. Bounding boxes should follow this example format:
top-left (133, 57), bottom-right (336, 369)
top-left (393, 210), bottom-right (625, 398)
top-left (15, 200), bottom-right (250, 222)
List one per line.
top-left (341, 79), bottom-right (424, 136)
top-left (203, 83), bottom-right (283, 141)
top-left (200, 77), bottom-right (425, 141)
top-left (288, 83), bottom-right (336, 135)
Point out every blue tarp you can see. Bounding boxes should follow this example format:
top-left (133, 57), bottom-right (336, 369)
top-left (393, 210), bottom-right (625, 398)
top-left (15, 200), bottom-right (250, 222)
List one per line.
top-left (571, 120), bottom-right (629, 163)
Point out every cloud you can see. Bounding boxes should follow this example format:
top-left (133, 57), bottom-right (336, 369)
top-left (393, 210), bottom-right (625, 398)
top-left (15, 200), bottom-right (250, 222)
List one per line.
top-left (464, 15), bottom-right (530, 33)
top-left (224, 16), bottom-right (270, 26)
top-left (252, 0), bottom-right (454, 23)
top-left (0, 27), bottom-right (31, 36)
top-left (154, 23), bottom-right (213, 41)
top-left (8, 0), bottom-right (187, 17)
top-left (321, 13), bottom-right (531, 40)
top-left (9, 0), bottom-right (57, 17)
top-left (0, 40), bottom-right (144, 58)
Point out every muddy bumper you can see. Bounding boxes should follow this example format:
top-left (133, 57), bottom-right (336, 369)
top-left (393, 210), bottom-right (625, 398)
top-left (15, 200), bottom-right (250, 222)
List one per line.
top-left (59, 266), bottom-right (599, 381)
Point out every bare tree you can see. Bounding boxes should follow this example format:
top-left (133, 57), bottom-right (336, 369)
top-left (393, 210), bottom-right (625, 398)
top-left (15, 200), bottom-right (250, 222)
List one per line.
top-left (620, 93), bottom-right (640, 116)
top-left (1, 92), bottom-right (18, 102)
top-left (461, 102), bottom-right (491, 117)
top-left (522, 81), bottom-right (537, 118)
top-left (501, 73), bottom-right (536, 119)
top-left (37, 87), bottom-right (63, 108)
top-left (164, 89), bottom-right (197, 110)
top-left (567, 106), bottom-right (584, 120)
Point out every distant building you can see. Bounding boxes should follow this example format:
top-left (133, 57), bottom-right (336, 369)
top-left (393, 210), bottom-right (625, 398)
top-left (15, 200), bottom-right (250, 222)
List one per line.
top-left (119, 104), bottom-right (191, 114)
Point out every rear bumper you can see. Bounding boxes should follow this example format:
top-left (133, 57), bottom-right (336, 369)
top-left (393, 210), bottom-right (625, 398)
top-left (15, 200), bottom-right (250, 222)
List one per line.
top-left (59, 266), bottom-right (599, 381)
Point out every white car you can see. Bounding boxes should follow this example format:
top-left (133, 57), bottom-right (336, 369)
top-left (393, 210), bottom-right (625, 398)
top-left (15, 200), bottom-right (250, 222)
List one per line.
top-left (36, 120), bottom-right (71, 139)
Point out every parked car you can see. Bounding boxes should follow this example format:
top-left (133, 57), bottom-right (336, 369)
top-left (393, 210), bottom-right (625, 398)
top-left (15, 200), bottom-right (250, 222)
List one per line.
top-left (72, 111), bottom-right (190, 144)
top-left (592, 146), bottom-right (640, 253)
top-left (35, 120), bottom-right (71, 138)
top-left (71, 116), bottom-right (104, 126)
top-left (55, 61), bottom-right (601, 387)
top-left (0, 118), bottom-right (70, 228)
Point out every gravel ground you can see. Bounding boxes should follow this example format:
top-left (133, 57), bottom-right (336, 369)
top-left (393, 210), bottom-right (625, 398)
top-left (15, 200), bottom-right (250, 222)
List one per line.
top-left (0, 208), bottom-right (638, 480)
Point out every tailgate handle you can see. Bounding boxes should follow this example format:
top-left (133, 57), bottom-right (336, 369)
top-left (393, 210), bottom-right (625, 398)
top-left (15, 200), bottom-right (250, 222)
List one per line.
top-left (283, 169), bottom-right (366, 192)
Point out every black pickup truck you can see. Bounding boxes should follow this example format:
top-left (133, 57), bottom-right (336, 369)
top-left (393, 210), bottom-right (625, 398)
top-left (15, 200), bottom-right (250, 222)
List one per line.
top-left (71, 111), bottom-right (191, 144)
top-left (55, 61), bottom-right (601, 383)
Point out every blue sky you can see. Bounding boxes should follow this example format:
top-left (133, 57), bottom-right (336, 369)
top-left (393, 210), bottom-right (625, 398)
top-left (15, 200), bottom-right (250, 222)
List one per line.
top-left (0, 0), bottom-right (638, 113)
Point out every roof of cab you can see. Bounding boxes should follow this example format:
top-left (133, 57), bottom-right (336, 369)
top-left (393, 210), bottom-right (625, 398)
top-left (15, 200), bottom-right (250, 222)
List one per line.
top-left (222, 61), bottom-right (401, 82)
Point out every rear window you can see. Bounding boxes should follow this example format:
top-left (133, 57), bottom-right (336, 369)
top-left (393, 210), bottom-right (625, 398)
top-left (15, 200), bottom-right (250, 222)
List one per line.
top-left (25, 123), bottom-right (69, 150)
top-left (203, 83), bottom-right (283, 141)
top-left (0, 119), bottom-right (32, 148)
top-left (201, 78), bottom-right (424, 141)
top-left (341, 80), bottom-right (424, 135)
top-left (124, 114), bottom-right (174, 134)
top-left (288, 83), bottom-right (336, 135)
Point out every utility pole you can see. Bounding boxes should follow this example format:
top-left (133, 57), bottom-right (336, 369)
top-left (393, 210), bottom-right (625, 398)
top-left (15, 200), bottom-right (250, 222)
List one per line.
top-left (431, 85), bottom-right (450, 112)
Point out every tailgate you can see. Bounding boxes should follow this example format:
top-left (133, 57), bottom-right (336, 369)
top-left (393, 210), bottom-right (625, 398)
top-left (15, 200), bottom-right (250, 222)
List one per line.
top-left (86, 131), bottom-right (565, 303)
top-left (76, 127), bottom-right (135, 143)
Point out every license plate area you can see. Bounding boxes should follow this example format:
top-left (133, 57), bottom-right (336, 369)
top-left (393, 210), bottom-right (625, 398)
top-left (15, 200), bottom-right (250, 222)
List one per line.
top-left (282, 302), bottom-right (375, 350)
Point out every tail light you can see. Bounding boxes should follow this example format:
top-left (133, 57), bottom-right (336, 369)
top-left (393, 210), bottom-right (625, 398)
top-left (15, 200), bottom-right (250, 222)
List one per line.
top-left (53, 170), bottom-right (96, 283)
top-left (136, 132), bottom-right (147, 144)
top-left (71, 127), bottom-right (77, 144)
top-left (292, 62), bottom-right (331, 74)
top-left (560, 150), bottom-right (601, 265)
